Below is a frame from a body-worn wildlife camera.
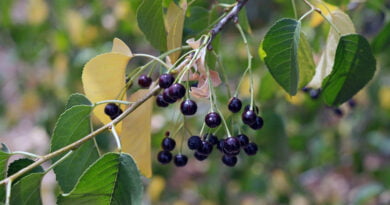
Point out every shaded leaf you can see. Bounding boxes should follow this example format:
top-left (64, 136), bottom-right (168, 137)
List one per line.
top-left (7, 158), bottom-right (44, 184)
top-left (10, 173), bottom-right (44, 205)
top-left (372, 21), bottom-right (390, 53)
top-left (262, 18), bottom-right (301, 95)
top-left (122, 89), bottom-right (154, 178)
top-left (50, 105), bottom-right (99, 193)
top-left (137, 0), bottom-right (167, 51)
top-left (297, 33), bottom-right (315, 88)
top-left (322, 34), bottom-right (376, 106)
top-left (0, 149), bottom-right (11, 202)
top-left (57, 153), bottom-right (143, 205)
top-left (65, 93), bottom-right (92, 110)
top-left (166, 1), bottom-right (186, 62)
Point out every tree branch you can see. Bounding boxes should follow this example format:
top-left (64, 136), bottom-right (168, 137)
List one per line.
top-left (207, 0), bottom-right (249, 48)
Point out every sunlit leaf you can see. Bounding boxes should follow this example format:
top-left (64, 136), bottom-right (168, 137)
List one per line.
top-left (121, 89), bottom-right (154, 178)
top-left (137, 0), bottom-right (167, 51)
top-left (50, 105), bottom-right (99, 193)
top-left (82, 39), bottom-right (132, 131)
top-left (262, 18), bottom-right (301, 96)
top-left (10, 173), bottom-right (44, 205)
top-left (322, 34), bottom-right (376, 106)
top-left (309, 0), bottom-right (338, 27)
top-left (112, 38), bottom-right (133, 57)
top-left (57, 153), bottom-right (143, 205)
top-left (166, 1), bottom-right (186, 62)
top-left (297, 33), bottom-right (315, 88)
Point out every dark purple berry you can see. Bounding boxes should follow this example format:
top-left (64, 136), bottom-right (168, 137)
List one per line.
top-left (217, 139), bottom-right (224, 152)
top-left (206, 134), bottom-right (219, 146)
top-left (244, 105), bottom-right (259, 114)
top-left (161, 137), bottom-right (176, 151)
top-left (223, 137), bottom-right (241, 155)
top-left (110, 109), bottom-right (123, 120)
top-left (333, 108), bottom-right (343, 117)
top-left (222, 155), bottom-right (237, 167)
top-left (187, 135), bottom-right (202, 150)
top-left (249, 116), bottom-right (264, 130)
top-left (348, 99), bottom-right (356, 108)
top-left (194, 152), bottom-right (208, 161)
top-left (159, 74), bottom-right (174, 89)
top-left (302, 87), bottom-right (311, 93)
top-left (205, 112), bottom-right (222, 128)
top-left (104, 103), bottom-right (120, 117)
top-left (237, 134), bottom-right (249, 146)
top-left (138, 74), bottom-right (152, 88)
top-left (197, 141), bottom-right (213, 155)
top-left (174, 154), bottom-right (188, 167)
top-left (168, 83), bottom-right (186, 99)
top-left (242, 110), bottom-right (257, 125)
top-left (244, 142), bottom-right (258, 156)
top-left (156, 94), bottom-right (169, 107)
top-left (162, 89), bottom-right (177, 104)
top-left (157, 150), bottom-right (172, 164)
top-left (309, 89), bottom-right (321, 99)
top-left (228, 97), bottom-right (242, 113)
top-left (180, 99), bottom-right (197, 115)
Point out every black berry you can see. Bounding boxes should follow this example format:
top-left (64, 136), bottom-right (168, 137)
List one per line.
top-left (205, 112), bottom-right (222, 128)
top-left (180, 99), bottom-right (197, 115)
top-left (138, 74), bottom-right (152, 88)
top-left (242, 110), bottom-right (257, 125)
top-left (222, 155), bottom-right (237, 167)
top-left (187, 135), bottom-right (202, 150)
top-left (159, 74), bottom-right (174, 89)
top-left (174, 154), bottom-right (188, 167)
top-left (244, 142), bottom-right (258, 156)
top-left (348, 99), bottom-right (356, 108)
top-left (110, 109), bottom-right (123, 120)
top-left (157, 151), bottom-right (172, 164)
top-left (223, 137), bottom-right (240, 156)
top-left (197, 141), bottom-right (213, 155)
top-left (161, 137), bottom-right (176, 151)
top-left (237, 134), bottom-right (249, 146)
top-left (156, 94), bottom-right (169, 107)
top-left (217, 139), bottom-right (224, 152)
top-left (309, 89), bottom-right (321, 99)
top-left (249, 116), bottom-right (264, 130)
top-left (168, 83), bottom-right (186, 99)
top-left (194, 152), bottom-right (208, 161)
top-left (244, 105), bottom-right (259, 114)
top-left (104, 103), bottom-right (120, 117)
top-left (228, 97), bottom-right (242, 113)
top-left (333, 108), bottom-right (343, 117)
top-left (302, 87), bottom-right (311, 93)
top-left (206, 134), bottom-right (219, 146)
top-left (162, 89), bottom-right (177, 104)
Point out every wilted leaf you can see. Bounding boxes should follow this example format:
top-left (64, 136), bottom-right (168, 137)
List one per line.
top-left (121, 89), bottom-right (154, 178)
top-left (166, 1), bottom-right (186, 62)
top-left (322, 34), bottom-right (376, 106)
top-left (57, 153), bottom-right (143, 205)
top-left (262, 18), bottom-right (301, 95)
top-left (10, 173), bottom-right (44, 205)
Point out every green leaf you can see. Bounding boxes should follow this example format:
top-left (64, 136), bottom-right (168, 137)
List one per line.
top-left (137, 0), bottom-right (167, 51)
top-left (372, 21), bottom-right (390, 53)
top-left (7, 158), bottom-right (44, 184)
top-left (262, 18), bottom-right (301, 96)
top-left (65, 93), bottom-right (92, 110)
top-left (297, 33), bottom-right (315, 88)
top-left (57, 153), bottom-right (143, 205)
top-left (0, 144), bottom-right (9, 153)
top-left (50, 105), bottom-right (99, 193)
top-left (322, 34), bottom-right (376, 106)
top-left (10, 173), bottom-right (44, 205)
top-left (0, 149), bottom-right (11, 202)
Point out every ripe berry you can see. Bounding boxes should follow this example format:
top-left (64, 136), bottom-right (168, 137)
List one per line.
top-left (301, 87), bottom-right (311, 93)
top-left (237, 134), bottom-right (249, 147)
top-left (168, 83), bottom-right (186, 99)
top-left (197, 141), bottom-right (213, 155)
top-left (333, 108), bottom-right (343, 117)
top-left (187, 135), bottom-right (202, 150)
top-left (104, 103), bottom-right (120, 117)
top-left (110, 109), bottom-right (123, 120)
top-left (348, 99), bottom-right (356, 108)
top-left (162, 89), bottom-right (177, 104)
top-left (159, 74), bottom-right (174, 88)
top-left (156, 94), bottom-right (169, 107)
top-left (174, 154), bottom-right (188, 167)
top-left (309, 89), bottom-right (321, 99)
top-left (244, 105), bottom-right (259, 114)
top-left (157, 151), bottom-right (172, 164)
top-left (222, 155), bottom-right (237, 167)
top-left (194, 152), bottom-right (208, 161)
top-left (161, 137), bottom-right (176, 151)
top-left (223, 137), bottom-right (240, 156)
top-left (228, 97), bottom-right (242, 113)
top-left (205, 112), bottom-right (222, 128)
top-left (138, 74), bottom-right (152, 88)
top-left (242, 110), bottom-right (257, 125)
top-left (180, 99), bottom-right (197, 115)
top-left (244, 142), bottom-right (258, 156)
top-left (249, 116), bottom-right (264, 130)
top-left (206, 134), bottom-right (219, 146)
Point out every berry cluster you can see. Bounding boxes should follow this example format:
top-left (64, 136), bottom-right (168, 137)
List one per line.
top-left (157, 133), bottom-right (188, 167)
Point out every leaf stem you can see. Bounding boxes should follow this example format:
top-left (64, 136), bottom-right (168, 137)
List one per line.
top-left (45, 151), bottom-right (73, 174)
top-left (110, 124), bottom-right (122, 152)
top-left (301, 0), bottom-right (341, 35)
top-left (94, 100), bottom-right (133, 106)
top-left (133, 54), bottom-right (171, 70)
top-left (291, 0), bottom-right (298, 19)
top-left (5, 179), bottom-right (11, 205)
top-left (11, 151), bottom-right (41, 159)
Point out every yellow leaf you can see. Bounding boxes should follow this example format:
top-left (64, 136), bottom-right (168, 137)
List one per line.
top-left (309, 0), bottom-right (338, 27)
top-left (112, 38), bottom-right (133, 56)
top-left (121, 89), bottom-right (154, 178)
top-left (82, 39), bottom-right (132, 131)
top-left (379, 86), bottom-right (390, 110)
top-left (166, 2), bottom-right (186, 62)
top-left (147, 176), bottom-right (166, 202)
top-left (27, 0), bottom-right (48, 25)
